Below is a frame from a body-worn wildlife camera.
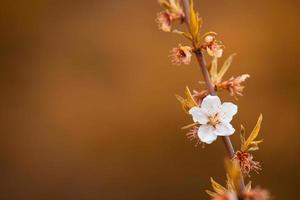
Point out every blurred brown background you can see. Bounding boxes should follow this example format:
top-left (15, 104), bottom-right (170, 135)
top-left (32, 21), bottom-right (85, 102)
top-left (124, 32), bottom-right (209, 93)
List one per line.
top-left (0, 0), bottom-right (299, 199)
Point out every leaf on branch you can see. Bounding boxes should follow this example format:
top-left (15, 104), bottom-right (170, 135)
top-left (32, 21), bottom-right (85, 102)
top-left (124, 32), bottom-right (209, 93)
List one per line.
top-left (172, 30), bottom-right (193, 41)
top-left (158, 0), bottom-right (170, 8)
top-left (210, 177), bottom-right (227, 195)
top-left (175, 86), bottom-right (197, 113)
top-left (245, 181), bottom-right (252, 192)
top-left (205, 189), bottom-right (218, 198)
top-left (240, 124), bottom-right (246, 145)
top-left (210, 57), bottom-right (218, 83)
top-left (241, 114), bottom-right (264, 152)
top-left (216, 53), bottom-right (237, 83)
top-left (225, 158), bottom-right (242, 195)
top-left (189, 0), bottom-right (201, 42)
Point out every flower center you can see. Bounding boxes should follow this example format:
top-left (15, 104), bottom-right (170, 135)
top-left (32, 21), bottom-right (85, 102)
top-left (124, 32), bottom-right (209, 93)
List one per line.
top-left (177, 49), bottom-right (186, 58)
top-left (208, 113), bottom-right (220, 126)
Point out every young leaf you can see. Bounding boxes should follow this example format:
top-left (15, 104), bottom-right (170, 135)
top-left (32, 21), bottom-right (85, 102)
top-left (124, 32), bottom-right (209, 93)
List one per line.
top-left (189, 0), bottom-right (200, 40)
top-left (210, 57), bottom-right (218, 83)
top-left (172, 30), bottom-right (193, 41)
top-left (247, 139), bottom-right (263, 151)
top-left (241, 114), bottom-right (263, 152)
top-left (245, 181), bottom-right (252, 192)
top-left (205, 190), bottom-right (218, 198)
top-left (225, 159), bottom-right (241, 195)
top-left (158, 0), bottom-right (171, 8)
top-left (196, 17), bottom-right (203, 43)
top-left (210, 177), bottom-right (227, 195)
top-left (247, 114), bottom-right (263, 143)
top-left (240, 124), bottom-right (246, 147)
top-left (216, 53), bottom-right (237, 83)
top-left (175, 86), bottom-right (197, 113)
top-left (225, 173), bottom-right (237, 193)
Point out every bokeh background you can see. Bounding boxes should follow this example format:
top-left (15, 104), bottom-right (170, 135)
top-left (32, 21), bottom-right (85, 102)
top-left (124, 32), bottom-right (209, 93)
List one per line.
top-left (1, 0), bottom-right (299, 199)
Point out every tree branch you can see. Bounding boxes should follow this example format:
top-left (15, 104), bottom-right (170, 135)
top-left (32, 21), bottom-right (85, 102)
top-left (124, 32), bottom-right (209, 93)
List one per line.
top-left (181, 0), bottom-right (245, 194)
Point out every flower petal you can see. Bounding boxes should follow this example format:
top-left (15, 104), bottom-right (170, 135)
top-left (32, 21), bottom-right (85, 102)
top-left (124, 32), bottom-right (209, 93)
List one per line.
top-left (198, 124), bottom-right (218, 144)
top-left (201, 95), bottom-right (221, 116)
top-left (215, 49), bottom-right (223, 58)
top-left (215, 122), bottom-right (235, 136)
top-left (189, 107), bottom-right (209, 124)
top-left (219, 102), bottom-right (238, 123)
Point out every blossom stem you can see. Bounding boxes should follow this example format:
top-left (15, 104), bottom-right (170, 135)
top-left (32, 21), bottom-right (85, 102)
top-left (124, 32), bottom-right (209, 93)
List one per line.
top-left (181, 0), bottom-right (245, 194)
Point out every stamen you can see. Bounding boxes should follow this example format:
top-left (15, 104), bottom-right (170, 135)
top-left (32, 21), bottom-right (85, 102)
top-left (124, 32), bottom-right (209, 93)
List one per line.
top-left (181, 122), bottom-right (198, 130)
top-left (208, 113), bottom-right (220, 126)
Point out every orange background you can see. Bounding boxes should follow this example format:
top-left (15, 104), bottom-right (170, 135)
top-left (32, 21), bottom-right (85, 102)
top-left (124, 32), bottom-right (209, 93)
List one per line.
top-left (0, 0), bottom-right (299, 199)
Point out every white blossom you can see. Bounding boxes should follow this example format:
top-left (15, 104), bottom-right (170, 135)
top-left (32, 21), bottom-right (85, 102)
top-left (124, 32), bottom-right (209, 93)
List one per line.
top-left (189, 95), bottom-right (237, 144)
